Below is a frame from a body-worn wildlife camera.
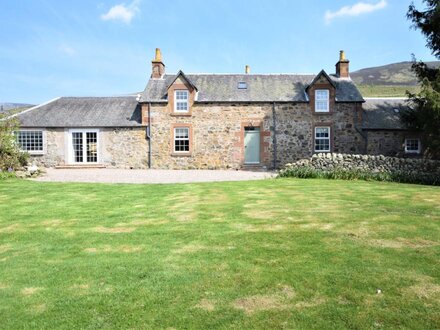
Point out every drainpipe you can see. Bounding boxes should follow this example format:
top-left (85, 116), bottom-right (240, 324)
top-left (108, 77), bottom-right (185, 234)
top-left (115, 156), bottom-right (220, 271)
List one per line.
top-left (147, 103), bottom-right (152, 168)
top-left (272, 102), bottom-right (277, 170)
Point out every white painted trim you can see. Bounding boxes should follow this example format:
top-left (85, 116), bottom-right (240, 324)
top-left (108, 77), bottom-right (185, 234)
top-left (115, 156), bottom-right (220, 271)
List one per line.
top-left (173, 127), bottom-right (190, 153)
top-left (15, 129), bottom-right (46, 155)
top-left (404, 138), bottom-right (421, 154)
top-left (67, 129), bottom-right (100, 164)
top-left (315, 89), bottom-right (330, 113)
top-left (314, 126), bottom-right (331, 152)
top-left (174, 90), bottom-right (189, 113)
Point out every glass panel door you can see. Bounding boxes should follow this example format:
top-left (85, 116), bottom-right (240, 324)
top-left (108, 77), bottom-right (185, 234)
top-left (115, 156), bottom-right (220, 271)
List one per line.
top-left (72, 132), bottom-right (84, 163)
top-left (86, 132), bottom-right (98, 163)
top-left (71, 131), bottom-right (98, 163)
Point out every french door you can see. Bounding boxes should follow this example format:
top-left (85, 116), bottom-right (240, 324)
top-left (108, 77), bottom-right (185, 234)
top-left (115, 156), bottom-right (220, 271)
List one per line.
top-left (69, 129), bottom-right (99, 164)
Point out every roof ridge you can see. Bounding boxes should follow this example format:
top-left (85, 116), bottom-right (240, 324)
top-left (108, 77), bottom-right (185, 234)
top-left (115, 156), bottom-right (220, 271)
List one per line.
top-left (60, 95), bottom-right (137, 99)
top-left (364, 97), bottom-right (408, 100)
top-left (183, 73), bottom-right (317, 76)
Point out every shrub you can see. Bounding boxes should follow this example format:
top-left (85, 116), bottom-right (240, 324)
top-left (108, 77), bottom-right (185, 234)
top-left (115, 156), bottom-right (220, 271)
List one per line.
top-left (0, 118), bottom-right (29, 171)
top-left (278, 165), bottom-right (439, 186)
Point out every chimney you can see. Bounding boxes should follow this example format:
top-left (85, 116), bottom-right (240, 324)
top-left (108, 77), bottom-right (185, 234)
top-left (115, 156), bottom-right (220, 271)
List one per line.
top-left (335, 50), bottom-right (349, 78)
top-left (245, 65), bottom-right (250, 74)
top-left (151, 48), bottom-right (165, 79)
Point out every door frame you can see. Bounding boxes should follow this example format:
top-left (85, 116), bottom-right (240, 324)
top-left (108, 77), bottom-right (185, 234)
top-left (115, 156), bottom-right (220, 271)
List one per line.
top-left (241, 121), bottom-right (263, 165)
top-left (67, 128), bottom-right (100, 164)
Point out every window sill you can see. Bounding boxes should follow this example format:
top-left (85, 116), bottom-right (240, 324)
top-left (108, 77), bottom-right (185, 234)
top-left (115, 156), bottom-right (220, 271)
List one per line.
top-left (313, 111), bottom-right (332, 114)
top-left (171, 112), bottom-right (192, 117)
top-left (27, 152), bottom-right (45, 156)
top-left (171, 153), bottom-right (192, 157)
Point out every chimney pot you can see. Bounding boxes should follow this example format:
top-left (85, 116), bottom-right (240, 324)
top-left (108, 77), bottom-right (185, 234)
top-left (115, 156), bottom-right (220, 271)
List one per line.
top-left (154, 48), bottom-right (162, 62)
top-left (339, 50), bottom-right (345, 61)
top-left (245, 65), bottom-right (250, 74)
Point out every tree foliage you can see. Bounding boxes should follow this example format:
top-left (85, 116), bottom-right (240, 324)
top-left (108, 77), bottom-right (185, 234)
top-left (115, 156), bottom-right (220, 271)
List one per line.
top-left (404, 0), bottom-right (440, 159)
top-left (0, 118), bottom-right (29, 171)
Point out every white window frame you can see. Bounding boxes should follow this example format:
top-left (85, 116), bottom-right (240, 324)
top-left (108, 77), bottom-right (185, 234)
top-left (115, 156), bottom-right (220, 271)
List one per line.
top-left (315, 89), bottom-right (330, 112)
top-left (174, 90), bottom-right (189, 113)
top-left (15, 129), bottom-right (46, 155)
top-left (314, 126), bottom-right (331, 152)
top-left (405, 138), bottom-right (421, 154)
top-left (173, 127), bottom-right (190, 153)
top-left (68, 129), bottom-right (100, 164)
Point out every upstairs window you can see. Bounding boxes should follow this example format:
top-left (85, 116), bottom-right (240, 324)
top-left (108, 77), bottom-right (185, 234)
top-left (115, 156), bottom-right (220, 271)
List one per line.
top-left (315, 89), bottom-right (329, 112)
top-left (16, 130), bottom-right (44, 154)
top-left (405, 138), bottom-right (421, 154)
top-left (238, 82), bottom-right (247, 89)
top-left (175, 90), bottom-right (189, 112)
top-left (174, 127), bottom-right (190, 153)
top-left (314, 127), bottom-right (330, 152)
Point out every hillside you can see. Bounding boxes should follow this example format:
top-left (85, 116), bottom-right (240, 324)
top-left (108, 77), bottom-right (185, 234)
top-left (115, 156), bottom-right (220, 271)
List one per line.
top-left (351, 61), bottom-right (439, 97)
top-left (351, 61), bottom-right (440, 86)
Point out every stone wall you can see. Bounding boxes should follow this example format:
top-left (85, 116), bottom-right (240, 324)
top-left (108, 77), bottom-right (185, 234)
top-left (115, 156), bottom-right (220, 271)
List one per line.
top-left (30, 127), bottom-right (149, 169)
top-left (148, 101), bottom-right (364, 170)
top-left (101, 128), bottom-right (149, 169)
top-left (30, 128), bottom-right (65, 167)
top-left (366, 130), bottom-right (422, 157)
top-left (289, 153), bottom-right (440, 175)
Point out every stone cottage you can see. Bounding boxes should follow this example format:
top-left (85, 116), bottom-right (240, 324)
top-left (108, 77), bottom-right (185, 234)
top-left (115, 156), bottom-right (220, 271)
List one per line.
top-left (13, 49), bottom-right (422, 169)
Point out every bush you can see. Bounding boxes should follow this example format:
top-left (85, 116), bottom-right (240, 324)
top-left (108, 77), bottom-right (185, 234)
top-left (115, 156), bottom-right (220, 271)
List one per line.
top-left (278, 165), bottom-right (440, 186)
top-left (0, 118), bottom-right (29, 171)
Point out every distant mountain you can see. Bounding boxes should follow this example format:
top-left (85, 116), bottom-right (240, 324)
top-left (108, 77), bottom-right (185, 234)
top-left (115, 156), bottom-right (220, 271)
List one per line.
top-left (351, 61), bottom-right (440, 86)
top-left (0, 103), bottom-right (34, 113)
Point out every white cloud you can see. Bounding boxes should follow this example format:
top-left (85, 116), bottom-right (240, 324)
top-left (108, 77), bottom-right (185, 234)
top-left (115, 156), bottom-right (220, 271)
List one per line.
top-left (325, 0), bottom-right (387, 24)
top-left (59, 44), bottom-right (76, 56)
top-left (101, 0), bottom-right (140, 24)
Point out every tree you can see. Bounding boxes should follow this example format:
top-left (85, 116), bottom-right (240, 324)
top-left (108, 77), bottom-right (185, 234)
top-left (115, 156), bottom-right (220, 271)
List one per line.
top-left (404, 0), bottom-right (440, 159)
top-left (0, 118), bottom-right (28, 171)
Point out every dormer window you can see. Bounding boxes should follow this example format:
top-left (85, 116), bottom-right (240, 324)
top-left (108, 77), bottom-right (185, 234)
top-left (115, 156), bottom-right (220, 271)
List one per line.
top-left (238, 82), bottom-right (247, 90)
top-left (315, 89), bottom-right (329, 112)
top-left (175, 90), bottom-right (189, 112)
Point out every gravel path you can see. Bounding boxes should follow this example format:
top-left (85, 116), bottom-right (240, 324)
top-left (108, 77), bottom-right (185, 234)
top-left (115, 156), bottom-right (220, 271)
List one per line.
top-left (34, 168), bottom-right (276, 184)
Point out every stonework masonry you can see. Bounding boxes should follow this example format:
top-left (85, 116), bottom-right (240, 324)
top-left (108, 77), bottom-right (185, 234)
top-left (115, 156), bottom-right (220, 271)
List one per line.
top-left (146, 101), bottom-right (365, 170)
top-left (30, 128), bottom-right (149, 169)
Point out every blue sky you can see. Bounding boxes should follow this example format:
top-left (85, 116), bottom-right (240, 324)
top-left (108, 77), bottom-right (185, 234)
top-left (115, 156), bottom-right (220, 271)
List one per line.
top-left (0, 0), bottom-right (437, 104)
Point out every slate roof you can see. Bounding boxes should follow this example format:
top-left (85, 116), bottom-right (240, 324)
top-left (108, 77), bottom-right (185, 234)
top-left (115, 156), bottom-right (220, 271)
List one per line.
top-left (362, 98), bottom-right (410, 130)
top-left (140, 73), bottom-right (364, 103)
top-left (16, 96), bottom-right (142, 128)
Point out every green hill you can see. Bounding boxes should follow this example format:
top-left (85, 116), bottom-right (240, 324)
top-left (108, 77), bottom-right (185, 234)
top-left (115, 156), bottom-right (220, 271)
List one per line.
top-left (351, 61), bottom-right (439, 97)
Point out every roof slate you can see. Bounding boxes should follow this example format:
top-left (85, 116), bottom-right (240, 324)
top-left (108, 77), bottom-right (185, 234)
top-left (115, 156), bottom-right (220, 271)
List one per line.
top-left (140, 73), bottom-right (364, 103)
top-left (362, 98), bottom-right (410, 130)
top-left (16, 96), bottom-right (142, 128)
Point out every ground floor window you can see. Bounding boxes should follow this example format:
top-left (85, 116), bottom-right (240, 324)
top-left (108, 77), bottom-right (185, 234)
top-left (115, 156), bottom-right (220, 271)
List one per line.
top-left (69, 130), bottom-right (99, 163)
top-left (16, 130), bottom-right (44, 154)
top-left (314, 127), bottom-right (330, 152)
top-left (405, 138), bottom-right (421, 154)
top-left (174, 127), bottom-right (190, 153)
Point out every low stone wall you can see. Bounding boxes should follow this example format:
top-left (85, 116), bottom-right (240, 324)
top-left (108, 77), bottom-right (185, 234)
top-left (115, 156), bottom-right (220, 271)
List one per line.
top-left (287, 153), bottom-right (440, 175)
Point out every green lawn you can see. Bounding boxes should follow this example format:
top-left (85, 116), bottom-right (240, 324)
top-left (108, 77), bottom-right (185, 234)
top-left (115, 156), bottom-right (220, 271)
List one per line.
top-left (0, 179), bottom-right (439, 329)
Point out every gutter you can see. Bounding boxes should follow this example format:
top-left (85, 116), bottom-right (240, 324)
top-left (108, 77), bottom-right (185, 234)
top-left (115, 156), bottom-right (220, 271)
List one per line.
top-left (272, 102), bottom-right (277, 170)
top-left (147, 102), bottom-right (152, 168)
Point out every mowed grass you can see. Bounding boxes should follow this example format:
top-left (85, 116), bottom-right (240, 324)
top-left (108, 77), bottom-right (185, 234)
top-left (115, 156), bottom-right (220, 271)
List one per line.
top-left (0, 179), bottom-right (439, 329)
